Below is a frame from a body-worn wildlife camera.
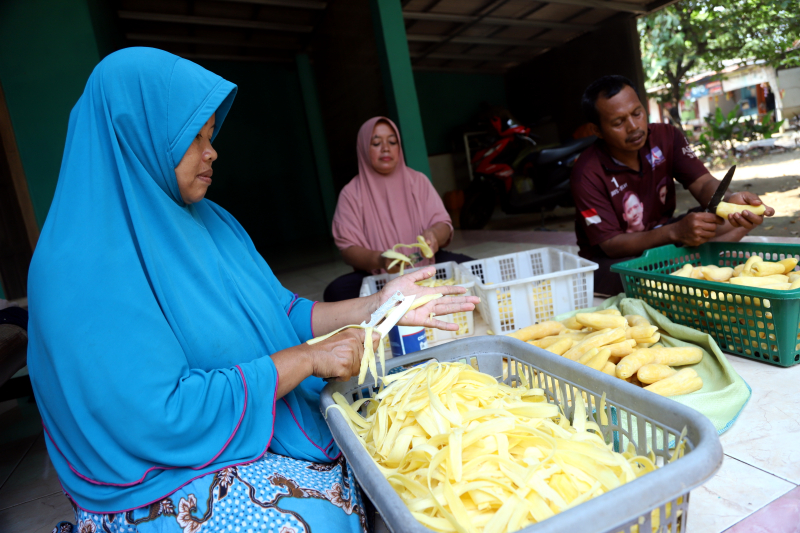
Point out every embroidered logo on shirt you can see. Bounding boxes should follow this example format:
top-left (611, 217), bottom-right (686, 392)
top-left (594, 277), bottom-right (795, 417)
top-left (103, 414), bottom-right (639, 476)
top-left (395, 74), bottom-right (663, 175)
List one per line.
top-left (682, 146), bottom-right (697, 159)
top-left (645, 146), bottom-right (666, 168)
top-left (609, 176), bottom-right (628, 197)
top-left (581, 208), bottom-right (602, 226)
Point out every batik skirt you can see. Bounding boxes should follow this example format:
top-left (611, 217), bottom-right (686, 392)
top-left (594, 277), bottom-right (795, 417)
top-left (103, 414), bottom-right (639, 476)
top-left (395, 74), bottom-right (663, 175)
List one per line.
top-left (53, 452), bottom-right (367, 533)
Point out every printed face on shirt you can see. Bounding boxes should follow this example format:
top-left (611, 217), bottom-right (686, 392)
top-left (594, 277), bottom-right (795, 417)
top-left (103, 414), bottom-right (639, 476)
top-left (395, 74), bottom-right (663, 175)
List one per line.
top-left (659, 185), bottom-right (668, 204)
top-left (370, 121), bottom-right (400, 175)
top-left (622, 191), bottom-right (645, 232)
top-left (594, 86), bottom-right (648, 155)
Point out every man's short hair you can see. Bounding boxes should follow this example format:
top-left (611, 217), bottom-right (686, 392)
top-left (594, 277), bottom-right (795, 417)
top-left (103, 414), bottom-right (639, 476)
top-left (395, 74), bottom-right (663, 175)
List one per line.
top-left (622, 190), bottom-right (641, 208)
top-left (582, 75), bottom-right (638, 125)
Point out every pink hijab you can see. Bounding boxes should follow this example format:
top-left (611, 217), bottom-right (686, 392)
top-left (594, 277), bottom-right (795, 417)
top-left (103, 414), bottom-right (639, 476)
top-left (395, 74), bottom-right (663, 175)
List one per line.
top-left (332, 117), bottom-right (453, 274)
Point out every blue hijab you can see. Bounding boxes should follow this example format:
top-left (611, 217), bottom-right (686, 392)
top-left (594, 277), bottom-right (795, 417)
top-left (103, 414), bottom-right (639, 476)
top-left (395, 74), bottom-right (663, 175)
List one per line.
top-left (27, 48), bottom-right (339, 514)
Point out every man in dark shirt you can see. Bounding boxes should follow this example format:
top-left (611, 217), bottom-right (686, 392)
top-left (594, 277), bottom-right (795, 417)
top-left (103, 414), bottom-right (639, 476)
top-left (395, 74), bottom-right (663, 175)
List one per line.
top-left (571, 75), bottom-right (774, 295)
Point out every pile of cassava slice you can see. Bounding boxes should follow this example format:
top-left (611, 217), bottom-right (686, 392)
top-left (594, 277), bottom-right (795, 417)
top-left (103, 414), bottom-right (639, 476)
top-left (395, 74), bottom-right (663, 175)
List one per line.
top-left (382, 235), bottom-right (435, 275)
top-left (670, 254), bottom-right (800, 291)
top-left (509, 310), bottom-right (703, 396)
top-left (417, 276), bottom-right (458, 288)
top-left (307, 293), bottom-right (444, 385)
top-left (328, 361), bottom-right (684, 533)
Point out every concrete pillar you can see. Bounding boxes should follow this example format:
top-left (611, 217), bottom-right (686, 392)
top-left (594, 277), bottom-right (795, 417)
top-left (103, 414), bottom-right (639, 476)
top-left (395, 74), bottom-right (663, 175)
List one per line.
top-left (369, 0), bottom-right (431, 178)
top-left (295, 53), bottom-right (337, 228)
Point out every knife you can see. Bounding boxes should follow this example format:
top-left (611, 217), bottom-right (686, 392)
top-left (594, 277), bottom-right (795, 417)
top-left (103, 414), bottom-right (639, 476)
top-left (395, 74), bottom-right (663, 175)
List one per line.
top-left (323, 292), bottom-right (418, 382)
top-left (361, 291), bottom-right (406, 328)
top-left (706, 165), bottom-right (736, 214)
top-left (375, 294), bottom-right (416, 337)
top-left (359, 290), bottom-right (418, 335)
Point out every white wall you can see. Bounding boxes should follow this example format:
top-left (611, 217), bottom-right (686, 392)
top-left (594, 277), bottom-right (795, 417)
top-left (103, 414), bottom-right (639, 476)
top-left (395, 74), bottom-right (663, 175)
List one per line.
top-left (648, 97), bottom-right (662, 123)
top-left (697, 96), bottom-right (711, 123)
top-left (428, 153), bottom-right (457, 197)
top-left (779, 67), bottom-right (800, 118)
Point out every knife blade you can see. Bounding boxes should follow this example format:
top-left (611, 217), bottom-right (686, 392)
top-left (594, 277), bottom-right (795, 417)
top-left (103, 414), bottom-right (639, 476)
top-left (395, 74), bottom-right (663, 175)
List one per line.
top-left (706, 165), bottom-right (736, 214)
top-left (376, 294), bottom-right (416, 337)
top-left (323, 292), bottom-right (417, 383)
top-left (361, 291), bottom-right (405, 328)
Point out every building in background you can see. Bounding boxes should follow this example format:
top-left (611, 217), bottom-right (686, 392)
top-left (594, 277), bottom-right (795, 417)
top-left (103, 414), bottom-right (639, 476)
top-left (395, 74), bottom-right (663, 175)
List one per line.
top-left (779, 67), bottom-right (800, 121)
top-left (647, 62), bottom-right (793, 133)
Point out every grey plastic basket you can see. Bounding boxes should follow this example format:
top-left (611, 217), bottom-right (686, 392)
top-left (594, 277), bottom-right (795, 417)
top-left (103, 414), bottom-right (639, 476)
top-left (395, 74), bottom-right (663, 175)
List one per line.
top-left (320, 336), bottom-right (722, 533)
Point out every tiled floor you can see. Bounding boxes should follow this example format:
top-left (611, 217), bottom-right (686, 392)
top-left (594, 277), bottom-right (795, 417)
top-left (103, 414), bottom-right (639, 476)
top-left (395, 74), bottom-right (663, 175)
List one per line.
top-left (3, 230), bottom-right (800, 532)
top-left (0, 397), bottom-right (74, 532)
top-left (688, 353), bottom-right (800, 532)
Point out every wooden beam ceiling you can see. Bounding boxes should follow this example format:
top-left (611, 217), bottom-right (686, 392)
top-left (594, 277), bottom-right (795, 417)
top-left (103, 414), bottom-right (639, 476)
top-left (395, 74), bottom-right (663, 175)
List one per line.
top-left (117, 11), bottom-right (314, 33)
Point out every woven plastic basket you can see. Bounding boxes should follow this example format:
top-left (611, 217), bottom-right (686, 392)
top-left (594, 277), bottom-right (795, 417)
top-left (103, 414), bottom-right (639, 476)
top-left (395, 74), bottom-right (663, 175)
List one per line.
top-left (321, 336), bottom-right (723, 533)
top-left (611, 243), bottom-right (800, 367)
top-left (457, 248), bottom-right (598, 334)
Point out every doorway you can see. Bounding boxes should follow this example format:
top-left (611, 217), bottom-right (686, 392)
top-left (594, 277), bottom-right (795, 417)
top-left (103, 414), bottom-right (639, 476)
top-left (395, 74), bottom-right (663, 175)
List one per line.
top-left (0, 81), bottom-right (38, 300)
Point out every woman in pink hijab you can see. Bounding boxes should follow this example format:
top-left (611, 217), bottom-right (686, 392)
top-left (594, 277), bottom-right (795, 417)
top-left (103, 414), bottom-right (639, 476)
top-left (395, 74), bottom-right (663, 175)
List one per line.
top-left (324, 117), bottom-right (473, 302)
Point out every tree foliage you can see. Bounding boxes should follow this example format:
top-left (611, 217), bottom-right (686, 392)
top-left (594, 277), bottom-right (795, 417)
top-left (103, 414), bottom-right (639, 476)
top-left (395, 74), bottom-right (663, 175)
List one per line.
top-left (639, 0), bottom-right (800, 119)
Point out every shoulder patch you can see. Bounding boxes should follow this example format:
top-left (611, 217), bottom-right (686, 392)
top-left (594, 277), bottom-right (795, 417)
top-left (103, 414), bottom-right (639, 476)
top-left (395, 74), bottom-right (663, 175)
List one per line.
top-left (581, 208), bottom-right (602, 226)
top-left (645, 146), bottom-right (666, 168)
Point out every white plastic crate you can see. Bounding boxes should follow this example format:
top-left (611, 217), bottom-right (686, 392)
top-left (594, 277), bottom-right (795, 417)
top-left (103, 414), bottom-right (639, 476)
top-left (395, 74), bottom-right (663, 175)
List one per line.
top-left (359, 261), bottom-right (476, 344)
top-left (457, 248), bottom-right (598, 335)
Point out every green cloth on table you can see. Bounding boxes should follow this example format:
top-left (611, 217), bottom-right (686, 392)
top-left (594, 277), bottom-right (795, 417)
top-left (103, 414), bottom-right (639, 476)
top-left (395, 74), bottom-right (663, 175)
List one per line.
top-left (556, 295), bottom-right (751, 435)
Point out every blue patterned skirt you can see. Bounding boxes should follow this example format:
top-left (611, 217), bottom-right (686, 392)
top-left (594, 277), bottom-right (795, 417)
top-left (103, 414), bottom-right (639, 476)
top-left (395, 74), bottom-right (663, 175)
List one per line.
top-left (54, 452), bottom-right (367, 533)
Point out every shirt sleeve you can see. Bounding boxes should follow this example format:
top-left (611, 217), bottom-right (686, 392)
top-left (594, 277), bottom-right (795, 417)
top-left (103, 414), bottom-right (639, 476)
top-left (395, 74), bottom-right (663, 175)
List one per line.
top-left (331, 186), bottom-right (367, 251)
top-left (571, 167), bottom-right (624, 247)
top-left (418, 173), bottom-right (454, 247)
top-left (670, 125), bottom-right (710, 189)
top-left (281, 292), bottom-right (315, 343)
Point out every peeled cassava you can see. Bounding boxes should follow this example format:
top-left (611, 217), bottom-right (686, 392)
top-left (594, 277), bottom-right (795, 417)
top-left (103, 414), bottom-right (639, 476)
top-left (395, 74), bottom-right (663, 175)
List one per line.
top-left (715, 201), bottom-right (766, 219)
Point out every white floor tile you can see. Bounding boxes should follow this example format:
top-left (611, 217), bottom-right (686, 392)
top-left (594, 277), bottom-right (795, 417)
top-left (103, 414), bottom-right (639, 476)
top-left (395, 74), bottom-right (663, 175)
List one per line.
top-left (0, 435), bottom-right (37, 492)
top-left (0, 492), bottom-right (73, 533)
top-left (688, 455), bottom-right (795, 533)
top-left (720, 355), bottom-right (800, 483)
top-left (0, 433), bottom-right (63, 510)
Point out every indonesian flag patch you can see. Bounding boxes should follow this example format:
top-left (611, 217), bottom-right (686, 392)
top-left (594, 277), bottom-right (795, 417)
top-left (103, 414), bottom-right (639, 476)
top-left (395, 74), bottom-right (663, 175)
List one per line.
top-left (582, 208), bottom-right (602, 226)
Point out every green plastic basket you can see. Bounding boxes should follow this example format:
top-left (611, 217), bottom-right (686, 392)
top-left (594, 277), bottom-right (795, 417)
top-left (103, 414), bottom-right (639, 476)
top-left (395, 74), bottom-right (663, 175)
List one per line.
top-left (611, 243), bottom-right (800, 367)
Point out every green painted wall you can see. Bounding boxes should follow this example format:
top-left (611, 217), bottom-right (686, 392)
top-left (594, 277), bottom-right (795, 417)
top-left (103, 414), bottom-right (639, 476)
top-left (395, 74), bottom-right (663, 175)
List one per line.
top-left (0, 0), bottom-right (327, 252)
top-left (414, 71), bottom-right (507, 155)
top-left (370, 0), bottom-right (431, 178)
top-left (0, 0), bottom-right (102, 227)
top-left (295, 54), bottom-right (336, 228)
top-left (195, 60), bottom-right (329, 252)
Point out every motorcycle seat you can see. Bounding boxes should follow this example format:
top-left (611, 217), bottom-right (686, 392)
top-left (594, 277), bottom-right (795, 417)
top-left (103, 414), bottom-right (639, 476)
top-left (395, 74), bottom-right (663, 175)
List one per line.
top-left (538, 135), bottom-right (597, 165)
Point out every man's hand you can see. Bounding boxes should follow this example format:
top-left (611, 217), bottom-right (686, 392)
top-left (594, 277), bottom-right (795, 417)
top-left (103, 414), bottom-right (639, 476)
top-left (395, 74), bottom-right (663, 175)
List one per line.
top-left (724, 192), bottom-right (774, 230)
top-left (670, 212), bottom-right (722, 247)
top-left (421, 228), bottom-right (440, 255)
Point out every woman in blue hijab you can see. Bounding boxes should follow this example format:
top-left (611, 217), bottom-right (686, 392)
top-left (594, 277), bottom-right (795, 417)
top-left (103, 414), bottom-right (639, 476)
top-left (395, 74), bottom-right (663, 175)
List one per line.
top-left (28, 48), bottom-right (477, 533)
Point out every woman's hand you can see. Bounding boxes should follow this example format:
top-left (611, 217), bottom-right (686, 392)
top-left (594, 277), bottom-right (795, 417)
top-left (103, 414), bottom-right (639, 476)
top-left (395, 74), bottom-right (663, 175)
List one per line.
top-left (398, 295), bottom-right (479, 331)
top-left (306, 328), bottom-right (379, 382)
top-left (421, 228), bottom-right (440, 255)
top-left (379, 267), bottom-right (480, 331)
top-left (382, 254), bottom-right (402, 273)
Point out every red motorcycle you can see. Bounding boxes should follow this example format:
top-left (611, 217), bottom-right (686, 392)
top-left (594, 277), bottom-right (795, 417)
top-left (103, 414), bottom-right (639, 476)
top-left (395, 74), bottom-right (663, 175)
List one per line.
top-left (460, 111), bottom-right (595, 230)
